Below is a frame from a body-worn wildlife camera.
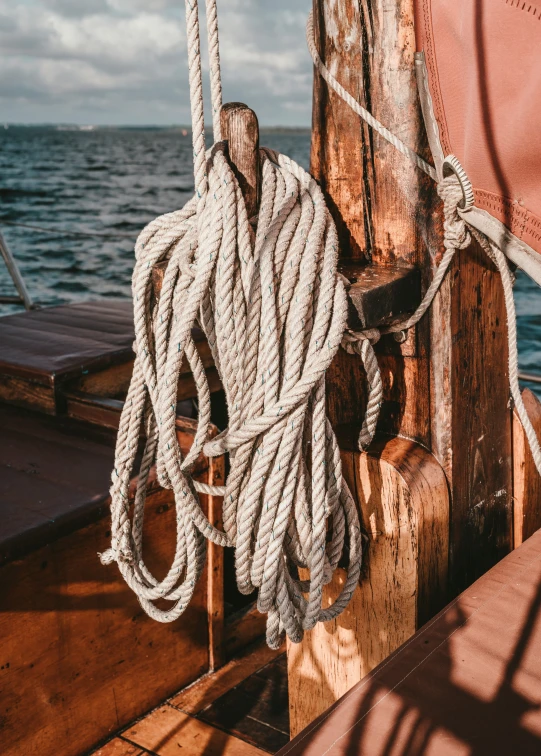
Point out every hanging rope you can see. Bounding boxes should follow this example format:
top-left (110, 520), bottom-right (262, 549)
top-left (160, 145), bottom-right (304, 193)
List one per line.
top-left (306, 10), bottom-right (541, 473)
top-left (102, 3), bottom-right (541, 649)
top-left (101, 0), bottom-right (362, 649)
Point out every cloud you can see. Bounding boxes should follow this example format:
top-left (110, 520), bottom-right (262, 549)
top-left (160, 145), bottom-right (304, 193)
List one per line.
top-left (0, 0), bottom-right (313, 125)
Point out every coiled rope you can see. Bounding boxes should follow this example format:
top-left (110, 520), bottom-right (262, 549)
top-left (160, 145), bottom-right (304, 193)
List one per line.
top-left (102, 3), bottom-right (541, 647)
top-left (101, 0), bottom-right (362, 649)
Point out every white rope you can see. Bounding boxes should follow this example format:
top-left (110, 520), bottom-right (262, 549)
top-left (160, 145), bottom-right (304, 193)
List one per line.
top-left (102, 3), bottom-right (541, 650)
top-left (307, 11), bottom-right (541, 473)
top-left (305, 10), bottom-right (437, 181)
top-left (102, 0), bottom-right (362, 649)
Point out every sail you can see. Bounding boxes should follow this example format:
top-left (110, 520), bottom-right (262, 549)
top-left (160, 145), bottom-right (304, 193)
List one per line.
top-left (414, 0), bottom-right (541, 280)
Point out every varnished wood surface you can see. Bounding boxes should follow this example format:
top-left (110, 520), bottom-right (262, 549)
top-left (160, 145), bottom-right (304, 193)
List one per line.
top-left (0, 407), bottom-right (230, 756)
top-left (0, 488), bottom-right (210, 756)
top-left (280, 530), bottom-right (541, 756)
top-left (513, 388), bottom-right (541, 547)
top-left (287, 437), bottom-right (449, 737)
top-left (0, 300), bottom-right (134, 383)
top-left (0, 404), bottom-right (116, 566)
top-left (0, 300), bottom-right (134, 413)
top-left (0, 404), bottom-right (211, 566)
top-left (122, 706), bottom-right (267, 756)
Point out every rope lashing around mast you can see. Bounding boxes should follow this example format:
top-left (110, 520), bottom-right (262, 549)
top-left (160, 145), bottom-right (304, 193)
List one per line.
top-left (306, 10), bottom-right (541, 475)
top-left (101, 0), bottom-right (363, 650)
top-left (101, 1), bottom-right (541, 648)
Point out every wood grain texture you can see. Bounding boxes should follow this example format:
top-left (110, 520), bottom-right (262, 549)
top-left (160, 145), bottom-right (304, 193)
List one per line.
top-left (0, 372), bottom-right (57, 414)
top-left (340, 263), bottom-right (421, 329)
top-left (513, 388), bottom-right (541, 547)
top-left (123, 705), bottom-right (266, 756)
top-left (0, 301), bottom-right (134, 414)
top-left (442, 240), bottom-right (513, 593)
top-left (203, 454), bottom-right (226, 671)
top-left (311, 0), bottom-right (437, 440)
top-left (91, 738), bottom-right (146, 756)
top-left (287, 437), bottom-right (449, 737)
top-left (0, 403), bottom-right (230, 756)
top-left (170, 639), bottom-right (283, 715)
top-left (0, 489), bottom-right (210, 756)
top-left (0, 404), bottom-right (213, 566)
top-left (312, 0), bottom-right (512, 604)
top-left (220, 103), bottom-right (260, 219)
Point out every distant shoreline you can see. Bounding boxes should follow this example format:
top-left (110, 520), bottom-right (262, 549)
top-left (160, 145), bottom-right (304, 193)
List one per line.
top-left (1, 124), bottom-right (311, 135)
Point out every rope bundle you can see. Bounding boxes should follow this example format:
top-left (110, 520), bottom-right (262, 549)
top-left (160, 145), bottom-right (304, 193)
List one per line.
top-left (102, 1), bottom-right (541, 650)
top-left (101, 0), bottom-right (362, 649)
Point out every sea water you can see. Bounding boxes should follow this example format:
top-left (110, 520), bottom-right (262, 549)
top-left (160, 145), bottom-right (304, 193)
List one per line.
top-left (0, 125), bottom-right (539, 392)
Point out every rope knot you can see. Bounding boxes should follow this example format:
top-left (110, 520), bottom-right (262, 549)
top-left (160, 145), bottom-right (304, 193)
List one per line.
top-left (341, 328), bottom-right (381, 355)
top-left (438, 175), bottom-right (471, 251)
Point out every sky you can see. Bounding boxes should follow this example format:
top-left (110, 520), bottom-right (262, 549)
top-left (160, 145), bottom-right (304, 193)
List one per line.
top-left (0, 0), bottom-right (313, 126)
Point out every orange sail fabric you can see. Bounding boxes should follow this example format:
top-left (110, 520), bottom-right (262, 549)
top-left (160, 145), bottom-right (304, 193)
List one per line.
top-left (414, 0), bottom-right (541, 258)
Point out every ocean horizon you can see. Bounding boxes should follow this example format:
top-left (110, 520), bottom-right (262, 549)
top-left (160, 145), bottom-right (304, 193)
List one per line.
top-left (1, 125), bottom-right (540, 394)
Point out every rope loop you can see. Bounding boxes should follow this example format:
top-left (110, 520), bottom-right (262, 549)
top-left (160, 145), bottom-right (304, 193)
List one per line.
top-left (104, 0), bottom-right (363, 648)
top-left (438, 174), bottom-right (472, 251)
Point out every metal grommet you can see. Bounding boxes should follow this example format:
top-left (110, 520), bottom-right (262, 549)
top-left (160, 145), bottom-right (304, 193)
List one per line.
top-left (442, 155), bottom-right (474, 211)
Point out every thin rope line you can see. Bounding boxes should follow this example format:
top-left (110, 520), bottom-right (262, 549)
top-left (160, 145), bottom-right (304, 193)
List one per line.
top-left (306, 10), bottom-right (437, 181)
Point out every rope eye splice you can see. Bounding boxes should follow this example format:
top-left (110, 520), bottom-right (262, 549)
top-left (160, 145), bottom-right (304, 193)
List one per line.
top-left (102, 0), bottom-right (363, 649)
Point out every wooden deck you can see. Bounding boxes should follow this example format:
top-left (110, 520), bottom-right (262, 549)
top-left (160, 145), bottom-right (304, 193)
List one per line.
top-left (0, 300), bottom-right (134, 413)
top-left (0, 300), bottom-right (269, 755)
top-left (90, 642), bottom-right (289, 756)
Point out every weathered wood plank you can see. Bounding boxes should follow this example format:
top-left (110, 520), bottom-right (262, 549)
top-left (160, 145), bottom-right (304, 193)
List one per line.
top-left (287, 437), bottom-right (449, 736)
top-left (513, 388), bottom-right (541, 547)
top-left (287, 0), bottom-right (447, 737)
top-left (220, 103), bottom-right (260, 219)
top-left (340, 263), bottom-right (421, 329)
top-left (443, 240), bottom-right (513, 592)
top-left (310, 0), bottom-right (512, 643)
top-left (122, 705), bottom-right (266, 756)
top-left (311, 0), bottom-right (436, 442)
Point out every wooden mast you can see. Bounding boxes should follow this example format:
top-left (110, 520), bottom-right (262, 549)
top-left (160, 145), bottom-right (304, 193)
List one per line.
top-left (288, 0), bottom-right (515, 734)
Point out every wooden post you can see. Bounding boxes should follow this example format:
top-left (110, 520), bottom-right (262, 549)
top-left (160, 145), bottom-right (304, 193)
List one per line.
top-left (220, 102), bottom-right (260, 219)
top-left (288, 0), bottom-right (513, 734)
top-left (151, 101), bottom-right (262, 670)
top-left (513, 388), bottom-right (541, 547)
